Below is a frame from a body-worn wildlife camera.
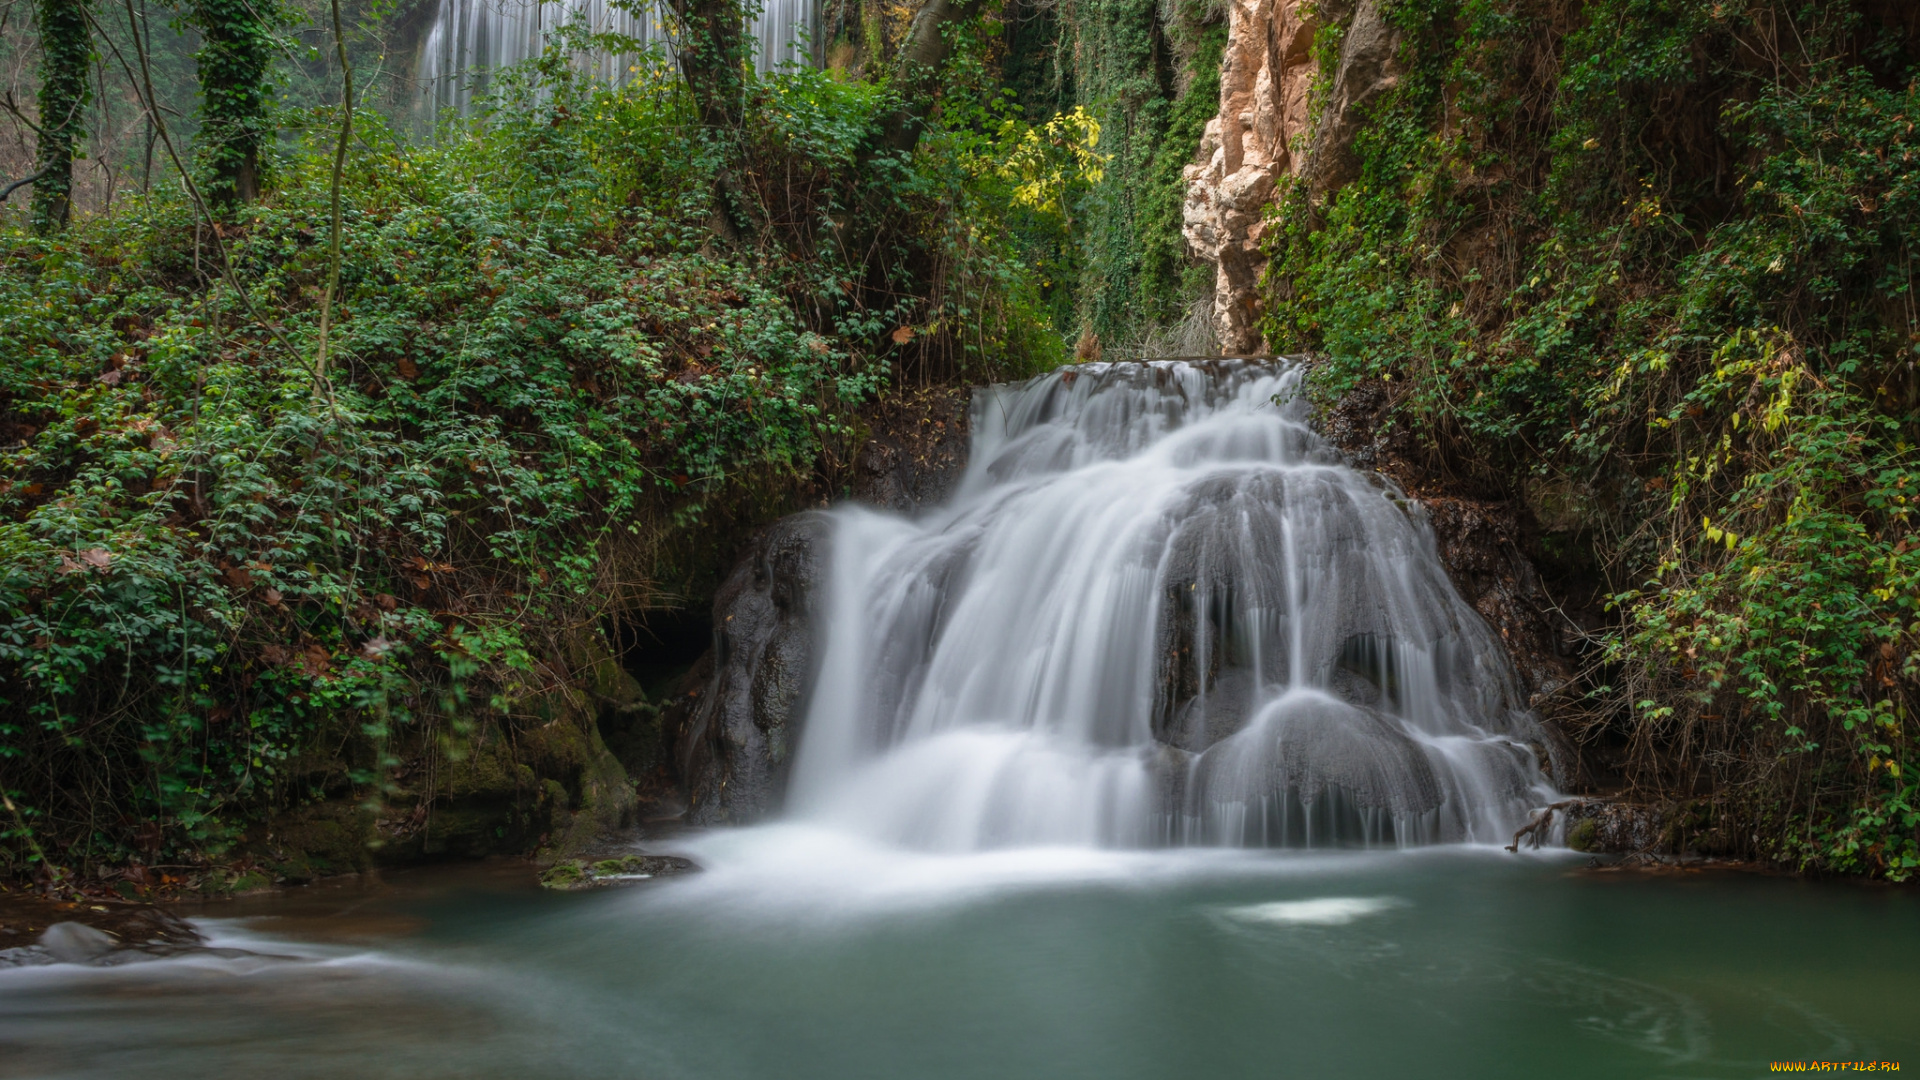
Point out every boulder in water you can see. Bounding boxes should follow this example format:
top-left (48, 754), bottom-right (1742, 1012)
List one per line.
top-left (539, 854), bottom-right (699, 891)
top-left (39, 922), bottom-right (118, 964)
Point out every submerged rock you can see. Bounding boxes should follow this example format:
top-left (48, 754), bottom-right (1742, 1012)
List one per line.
top-left (0, 910), bottom-right (216, 969)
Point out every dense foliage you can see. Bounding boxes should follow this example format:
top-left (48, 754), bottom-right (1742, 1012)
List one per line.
top-left (0, 38), bottom-right (1067, 875)
top-left (1266, 0), bottom-right (1920, 876)
top-left (996, 0), bottom-right (1228, 347)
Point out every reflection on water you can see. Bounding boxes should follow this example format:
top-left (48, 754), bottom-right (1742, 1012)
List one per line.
top-left (1, 844), bottom-right (1914, 1080)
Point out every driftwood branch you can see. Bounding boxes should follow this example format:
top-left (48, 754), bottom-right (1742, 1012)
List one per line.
top-left (1507, 800), bottom-right (1576, 852)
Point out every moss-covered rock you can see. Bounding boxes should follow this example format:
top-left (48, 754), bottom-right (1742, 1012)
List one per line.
top-left (1566, 818), bottom-right (1599, 854)
top-left (538, 854), bottom-right (698, 891)
top-left (249, 638), bottom-right (642, 877)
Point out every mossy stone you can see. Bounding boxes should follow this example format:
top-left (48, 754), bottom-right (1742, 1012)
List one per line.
top-left (1567, 818), bottom-right (1600, 853)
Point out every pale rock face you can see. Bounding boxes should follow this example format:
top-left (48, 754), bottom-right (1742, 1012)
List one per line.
top-left (1182, 0), bottom-right (1318, 353)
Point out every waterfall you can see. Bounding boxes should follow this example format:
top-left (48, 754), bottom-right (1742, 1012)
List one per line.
top-left (788, 359), bottom-right (1558, 851)
top-left (417, 0), bottom-right (821, 116)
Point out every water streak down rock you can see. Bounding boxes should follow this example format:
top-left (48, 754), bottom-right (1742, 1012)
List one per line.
top-left (692, 359), bottom-right (1557, 847)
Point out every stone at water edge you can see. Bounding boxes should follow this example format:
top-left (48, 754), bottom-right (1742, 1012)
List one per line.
top-left (539, 855), bottom-right (699, 891)
top-left (40, 922), bottom-right (119, 963)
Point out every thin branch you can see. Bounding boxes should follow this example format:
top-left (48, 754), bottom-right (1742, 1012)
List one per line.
top-left (86, 0), bottom-right (302, 365)
top-left (1, 166), bottom-right (47, 202)
top-left (0, 90), bottom-right (45, 137)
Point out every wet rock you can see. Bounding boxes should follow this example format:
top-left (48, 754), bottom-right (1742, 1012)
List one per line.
top-left (1315, 380), bottom-right (1593, 790)
top-left (5, 913), bottom-right (215, 968)
top-left (851, 386), bottom-right (971, 512)
top-left (0, 945), bottom-right (52, 968)
top-left (676, 513), bottom-right (829, 824)
top-left (660, 391), bottom-right (976, 824)
top-left (538, 854), bottom-right (699, 891)
top-left (1562, 799), bottom-right (1665, 854)
top-left (1419, 498), bottom-right (1570, 702)
top-left (40, 922), bottom-right (117, 963)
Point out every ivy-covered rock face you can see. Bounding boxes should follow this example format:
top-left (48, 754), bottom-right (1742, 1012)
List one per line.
top-left (1262, 0), bottom-right (1920, 878)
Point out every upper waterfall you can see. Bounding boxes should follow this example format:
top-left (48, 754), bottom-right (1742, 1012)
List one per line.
top-left (418, 0), bottom-right (821, 115)
top-left (788, 359), bottom-right (1557, 850)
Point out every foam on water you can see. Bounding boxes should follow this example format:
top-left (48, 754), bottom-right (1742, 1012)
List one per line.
top-left (1217, 896), bottom-right (1406, 926)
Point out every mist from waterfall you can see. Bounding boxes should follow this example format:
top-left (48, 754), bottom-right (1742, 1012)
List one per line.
top-left (417, 0), bottom-right (820, 115)
top-left (788, 359), bottom-right (1558, 851)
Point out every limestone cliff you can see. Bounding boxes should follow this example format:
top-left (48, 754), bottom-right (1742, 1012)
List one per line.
top-left (1182, 0), bottom-right (1402, 353)
top-left (1182, 0), bottom-right (1316, 353)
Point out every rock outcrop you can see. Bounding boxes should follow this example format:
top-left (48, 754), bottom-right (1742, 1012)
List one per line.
top-left (1183, 0), bottom-right (1317, 353)
top-left (1562, 799), bottom-right (1665, 855)
top-left (676, 513), bottom-right (830, 824)
top-left (850, 385), bottom-right (971, 511)
top-left (669, 368), bottom-right (1602, 826)
top-left (1317, 377), bottom-right (1603, 790)
top-left (1181, 0), bottom-right (1404, 353)
top-left (1300, 0), bottom-right (1406, 201)
top-left (669, 389), bottom-right (975, 823)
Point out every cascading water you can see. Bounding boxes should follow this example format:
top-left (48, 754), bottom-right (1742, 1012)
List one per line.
top-left (417, 0), bottom-right (820, 115)
top-left (788, 359), bottom-right (1557, 851)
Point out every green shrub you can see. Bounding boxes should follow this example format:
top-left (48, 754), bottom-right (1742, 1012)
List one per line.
top-left (0, 40), bottom-right (1064, 873)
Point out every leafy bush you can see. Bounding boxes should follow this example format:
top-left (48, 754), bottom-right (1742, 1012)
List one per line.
top-left (0, 41), bottom-right (1064, 873)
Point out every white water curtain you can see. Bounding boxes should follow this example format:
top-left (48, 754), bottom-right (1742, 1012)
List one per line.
top-left (418, 0), bottom-right (822, 115)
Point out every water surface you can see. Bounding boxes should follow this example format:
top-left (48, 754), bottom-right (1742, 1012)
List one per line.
top-left (3, 840), bottom-right (1913, 1079)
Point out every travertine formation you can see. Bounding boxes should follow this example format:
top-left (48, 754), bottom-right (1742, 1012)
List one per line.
top-left (1182, 0), bottom-right (1318, 354)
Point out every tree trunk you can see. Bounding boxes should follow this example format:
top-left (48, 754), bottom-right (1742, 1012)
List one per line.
top-left (192, 0), bottom-right (274, 207)
top-left (665, 0), bottom-right (757, 239)
top-left (31, 0), bottom-right (92, 232)
top-left (879, 0), bottom-right (985, 153)
top-left (666, 0), bottom-right (750, 131)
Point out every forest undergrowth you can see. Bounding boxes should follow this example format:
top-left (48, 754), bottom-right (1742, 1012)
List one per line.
top-left (0, 16), bottom-right (1099, 884)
